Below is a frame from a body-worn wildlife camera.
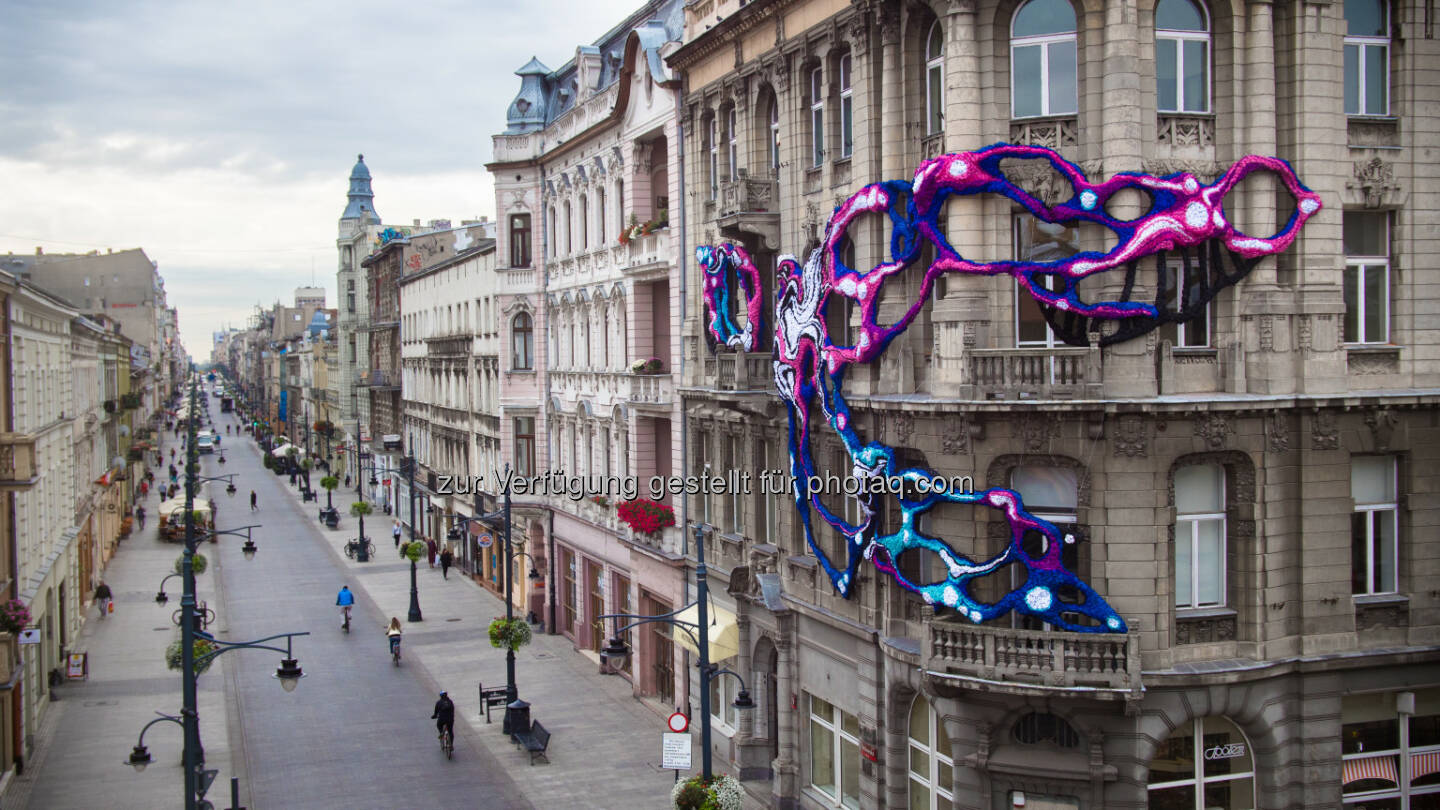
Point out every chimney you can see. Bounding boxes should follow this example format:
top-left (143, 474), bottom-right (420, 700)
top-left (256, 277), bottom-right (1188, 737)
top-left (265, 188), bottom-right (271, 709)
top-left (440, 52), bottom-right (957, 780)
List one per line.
top-left (35, 246), bottom-right (42, 255)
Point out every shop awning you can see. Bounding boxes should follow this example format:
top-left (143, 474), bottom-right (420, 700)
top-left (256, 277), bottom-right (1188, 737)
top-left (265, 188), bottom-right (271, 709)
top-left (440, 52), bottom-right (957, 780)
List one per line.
top-left (668, 603), bottom-right (739, 662)
top-left (159, 497), bottom-right (213, 518)
top-left (271, 444), bottom-right (305, 458)
top-left (1343, 754), bottom-right (1397, 786)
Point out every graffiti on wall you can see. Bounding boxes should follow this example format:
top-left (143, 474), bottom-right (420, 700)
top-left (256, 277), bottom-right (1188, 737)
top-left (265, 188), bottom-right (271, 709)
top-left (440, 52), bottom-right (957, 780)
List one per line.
top-left (704, 144), bottom-right (1320, 631)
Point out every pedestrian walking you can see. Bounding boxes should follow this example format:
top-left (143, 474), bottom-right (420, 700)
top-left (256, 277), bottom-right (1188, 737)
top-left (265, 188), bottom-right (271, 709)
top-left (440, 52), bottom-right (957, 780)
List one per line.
top-left (440, 547), bottom-right (453, 580)
top-left (94, 581), bottom-right (113, 619)
top-left (250, 490), bottom-right (258, 511)
top-left (136, 506), bottom-right (147, 529)
top-left (426, 538), bottom-right (438, 568)
top-left (393, 521), bottom-right (402, 548)
top-left (139, 480), bottom-right (148, 498)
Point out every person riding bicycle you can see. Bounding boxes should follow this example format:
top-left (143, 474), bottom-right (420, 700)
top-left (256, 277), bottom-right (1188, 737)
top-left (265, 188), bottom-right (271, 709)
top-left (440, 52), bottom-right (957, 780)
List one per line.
top-left (336, 585), bottom-right (355, 628)
top-left (385, 617), bottom-right (403, 659)
top-left (432, 691), bottom-right (455, 743)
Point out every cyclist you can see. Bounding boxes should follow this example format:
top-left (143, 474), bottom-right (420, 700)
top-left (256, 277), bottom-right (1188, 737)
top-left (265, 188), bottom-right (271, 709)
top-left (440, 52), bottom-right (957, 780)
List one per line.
top-left (385, 617), bottom-right (403, 661)
top-left (336, 585), bottom-right (355, 629)
top-left (432, 691), bottom-right (455, 744)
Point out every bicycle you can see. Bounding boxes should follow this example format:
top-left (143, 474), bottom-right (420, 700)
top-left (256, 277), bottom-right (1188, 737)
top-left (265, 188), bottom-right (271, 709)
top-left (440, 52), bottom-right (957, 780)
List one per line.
top-left (439, 726), bottom-right (453, 759)
top-left (341, 605), bottom-right (352, 633)
top-left (390, 635), bottom-right (402, 666)
top-left (344, 538), bottom-right (375, 560)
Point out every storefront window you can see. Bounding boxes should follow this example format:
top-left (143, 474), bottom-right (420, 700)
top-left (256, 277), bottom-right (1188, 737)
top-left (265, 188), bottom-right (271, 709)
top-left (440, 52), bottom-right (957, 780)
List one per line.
top-left (1148, 717), bottom-right (1255, 810)
top-left (908, 696), bottom-right (954, 810)
top-left (1343, 690), bottom-right (1440, 807)
top-left (809, 695), bottom-right (861, 809)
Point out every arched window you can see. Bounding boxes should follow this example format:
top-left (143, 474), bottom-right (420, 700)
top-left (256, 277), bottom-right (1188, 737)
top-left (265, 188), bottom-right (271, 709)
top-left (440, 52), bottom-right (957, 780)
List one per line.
top-left (1014, 712), bottom-right (1080, 747)
top-left (809, 66), bottom-right (825, 166)
top-left (597, 188), bottom-right (606, 244)
top-left (511, 311), bottom-right (533, 370)
top-left (579, 194), bottom-right (589, 251)
top-left (1010, 0), bottom-right (1078, 118)
top-left (563, 201), bottom-right (573, 254)
top-left (1147, 717), bottom-right (1256, 809)
top-left (1344, 0), bottom-right (1389, 116)
top-left (926, 21), bottom-right (945, 135)
top-left (908, 696), bottom-right (954, 810)
top-left (707, 115), bottom-right (719, 199)
top-left (769, 97), bottom-right (781, 171)
top-left (1156, 0), bottom-right (1210, 113)
top-left (727, 107), bottom-right (738, 181)
top-left (838, 53), bottom-right (853, 158)
top-left (548, 206), bottom-right (557, 257)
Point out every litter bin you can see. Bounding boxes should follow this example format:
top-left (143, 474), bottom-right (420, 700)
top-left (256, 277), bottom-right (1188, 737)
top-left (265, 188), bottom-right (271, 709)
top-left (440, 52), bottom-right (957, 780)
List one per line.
top-left (504, 698), bottom-right (531, 737)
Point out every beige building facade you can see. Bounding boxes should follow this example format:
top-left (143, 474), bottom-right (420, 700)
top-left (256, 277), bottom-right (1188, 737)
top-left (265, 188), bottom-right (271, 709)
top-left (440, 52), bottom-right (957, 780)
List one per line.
top-left (669, 0), bottom-right (1439, 808)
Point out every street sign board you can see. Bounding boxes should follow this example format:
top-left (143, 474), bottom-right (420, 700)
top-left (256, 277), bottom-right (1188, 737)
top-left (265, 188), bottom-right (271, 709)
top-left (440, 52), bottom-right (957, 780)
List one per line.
top-left (17, 629), bottom-right (40, 645)
top-left (477, 533), bottom-right (494, 548)
top-left (667, 712), bottom-right (689, 733)
top-left (661, 732), bottom-right (692, 770)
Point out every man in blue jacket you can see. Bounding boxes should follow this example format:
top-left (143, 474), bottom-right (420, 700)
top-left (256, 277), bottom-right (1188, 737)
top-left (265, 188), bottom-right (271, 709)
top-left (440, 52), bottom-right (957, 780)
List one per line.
top-left (336, 585), bottom-right (355, 629)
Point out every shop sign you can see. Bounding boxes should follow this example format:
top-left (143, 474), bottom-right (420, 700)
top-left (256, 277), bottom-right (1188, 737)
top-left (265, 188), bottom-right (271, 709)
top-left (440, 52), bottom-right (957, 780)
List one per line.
top-left (1204, 743), bottom-right (1246, 760)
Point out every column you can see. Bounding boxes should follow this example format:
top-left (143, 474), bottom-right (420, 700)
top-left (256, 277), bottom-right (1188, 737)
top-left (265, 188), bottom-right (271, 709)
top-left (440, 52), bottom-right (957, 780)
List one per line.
top-left (772, 611), bottom-right (799, 810)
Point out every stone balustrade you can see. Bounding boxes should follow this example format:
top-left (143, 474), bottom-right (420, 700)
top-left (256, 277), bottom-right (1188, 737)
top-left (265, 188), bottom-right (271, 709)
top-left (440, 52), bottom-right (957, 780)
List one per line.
top-left (925, 618), bottom-right (1141, 697)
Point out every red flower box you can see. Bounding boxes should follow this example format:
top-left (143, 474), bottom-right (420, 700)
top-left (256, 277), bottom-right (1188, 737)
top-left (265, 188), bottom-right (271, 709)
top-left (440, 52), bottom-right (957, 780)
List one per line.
top-left (616, 499), bottom-right (675, 536)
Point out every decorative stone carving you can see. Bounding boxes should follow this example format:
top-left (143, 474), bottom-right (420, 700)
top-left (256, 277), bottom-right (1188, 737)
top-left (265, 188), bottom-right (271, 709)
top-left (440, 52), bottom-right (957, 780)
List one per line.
top-left (1157, 115), bottom-right (1214, 148)
top-left (941, 414), bottom-right (979, 455)
top-left (1311, 410), bottom-right (1340, 451)
top-left (894, 413), bottom-right (914, 447)
top-left (1009, 118), bottom-right (1078, 151)
top-left (1258, 316), bottom-right (1273, 351)
top-left (1176, 613), bottom-right (1236, 644)
top-left (1113, 414), bottom-right (1148, 458)
top-left (1267, 411), bottom-right (1290, 453)
top-left (1349, 350), bottom-right (1399, 375)
top-left (1348, 118), bottom-right (1401, 149)
top-left (1142, 158), bottom-right (1223, 184)
top-left (1364, 408), bottom-right (1398, 451)
top-left (1004, 159), bottom-right (1072, 207)
top-left (1349, 158), bottom-right (1399, 209)
top-left (1297, 316), bottom-right (1312, 350)
top-left (1355, 601), bottom-right (1406, 632)
top-left (1018, 412), bottom-right (1058, 453)
top-left (1193, 413), bottom-right (1231, 450)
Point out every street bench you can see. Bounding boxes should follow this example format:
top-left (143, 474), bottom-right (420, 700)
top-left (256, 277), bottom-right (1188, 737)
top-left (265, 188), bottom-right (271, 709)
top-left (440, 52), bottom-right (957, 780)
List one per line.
top-left (478, 684), bottom-right (509, 723)
top-left (513, 720), bottom-right (550, 765)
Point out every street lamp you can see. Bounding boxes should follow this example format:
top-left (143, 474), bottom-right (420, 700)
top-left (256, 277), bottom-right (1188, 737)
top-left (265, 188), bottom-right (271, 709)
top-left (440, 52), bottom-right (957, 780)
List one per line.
top-left (597, 522), bottom-right (754, 781)
top-left (126, 370), bottom-right (310, 810)
top-left (402, 447), bottom-right (421, 622)
top-left (471, 468), bottom-right (542, 734)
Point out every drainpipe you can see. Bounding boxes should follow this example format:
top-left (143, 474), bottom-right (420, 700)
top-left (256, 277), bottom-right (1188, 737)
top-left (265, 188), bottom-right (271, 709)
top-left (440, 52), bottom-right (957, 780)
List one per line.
top-left (538, 165), bottom-right (559, 637)
top-left (673, 80), bottom-right (694, 713)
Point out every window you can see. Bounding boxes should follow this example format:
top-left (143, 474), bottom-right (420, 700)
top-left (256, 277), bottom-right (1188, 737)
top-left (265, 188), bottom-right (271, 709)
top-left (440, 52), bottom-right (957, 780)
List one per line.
top-left (1342, 690), bottom-right (1440, 806)
top-left (511, 312), bottom-right (533, 370)
top-left (838, 54), bottom-right (853, 158)
top-left (1344, 0), bottom-right (1389, 116)
top-left (1011, 467), bottom-right (1081, 628)
top-left (708, 116), bottom-right (719, 199)
top-left (513, 416), bottom-right (535, 477)
top-left (561, 547), bottom-right (577, 634)
top-left (597, 189), bottom-right (606, 244)
top-left (908, 696), bottom-right (954, 810)
top-left (1010, 0), bottom-right (1078, 118)
top-left (1352, 456), bottom-right (1398, 596)
top-left (710, 669), bottom-right (738, 730)
top-left (509, 214), bottom-right (531, 267)
top-left (1013, 214), bottom-right (1079, 348)
top-left (579, 195), bottom-right (589, 251)
top-left (563, 201), bottom-right (573, 254)
top-left (1175, 464), bottom-right (1225, 609)
top-left (926, 22), bottom-right (945, 135)
top-left (810, 67), bottom-right (825, 167)
top-left (1156, 0), bottom-right (1211, 113)
top-left (727, 108), bottom-right (738, 182)
top-left (809, 695), bottom-right (861, 809)
top-left (1147, 716), bottom-right (1256, 809)
top-left (769, 98), bottom-right (781, 171)
top-left (1161, 259), bottom-right (1212, 348)
top-left (727, 435), bottom-right (743, 534)
top-left (1344, 211), bottom-right (1390, 345)
top-left (548, 206), bottom-right (557, 257)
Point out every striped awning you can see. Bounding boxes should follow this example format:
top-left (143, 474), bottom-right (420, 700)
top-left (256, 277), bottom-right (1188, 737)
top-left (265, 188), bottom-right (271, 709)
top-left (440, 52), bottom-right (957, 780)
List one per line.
top-left (1414, 750), bottom-right (1440, 781)
top-left (1343, 754), bottom-right (1398, 786)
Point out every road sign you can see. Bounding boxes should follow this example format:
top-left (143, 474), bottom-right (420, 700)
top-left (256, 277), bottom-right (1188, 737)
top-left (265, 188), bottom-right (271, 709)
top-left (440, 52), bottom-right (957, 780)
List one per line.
top-left (667, 712), bottom-right (689, 733)
top-left (661, 732), bottom-right (692, 770)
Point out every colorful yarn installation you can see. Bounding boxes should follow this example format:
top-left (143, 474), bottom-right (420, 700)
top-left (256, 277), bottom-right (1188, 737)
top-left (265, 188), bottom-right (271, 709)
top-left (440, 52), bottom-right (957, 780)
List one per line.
top-left (697, 243), bottom-right (764, 352)
top-left (765, 144), bottom-right (1321, 631)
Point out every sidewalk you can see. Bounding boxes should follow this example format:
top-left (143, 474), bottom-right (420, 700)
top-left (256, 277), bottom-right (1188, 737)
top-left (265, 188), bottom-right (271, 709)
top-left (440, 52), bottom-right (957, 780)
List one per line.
top-left (0, 493), bottom-right (238, 810)
top-left (288, 476), bottom-right (764, 809)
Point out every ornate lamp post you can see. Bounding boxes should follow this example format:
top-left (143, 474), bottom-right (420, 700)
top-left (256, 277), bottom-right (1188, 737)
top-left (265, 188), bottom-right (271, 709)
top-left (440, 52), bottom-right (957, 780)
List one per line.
top-left (402, 448), bottom-right (422, 623)
top-left (598, 522), bottom-right (754, 781)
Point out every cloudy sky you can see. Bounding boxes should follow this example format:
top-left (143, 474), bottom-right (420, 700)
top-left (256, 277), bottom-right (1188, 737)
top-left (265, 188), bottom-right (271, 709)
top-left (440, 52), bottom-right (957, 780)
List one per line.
top-left (0, 0), bottom-right (642, 356)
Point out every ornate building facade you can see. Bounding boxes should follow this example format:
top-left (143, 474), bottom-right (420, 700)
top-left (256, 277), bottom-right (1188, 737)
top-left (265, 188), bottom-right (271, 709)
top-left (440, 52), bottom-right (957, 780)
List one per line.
top-left (668, 0), bottom-right (1439, 808)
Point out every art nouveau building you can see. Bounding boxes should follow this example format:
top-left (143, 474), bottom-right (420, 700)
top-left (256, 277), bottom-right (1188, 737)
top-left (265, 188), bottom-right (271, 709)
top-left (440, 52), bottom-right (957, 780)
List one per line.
top-left (488, 0), bottom-right (692, 707)
top-left (669, 0), bottom-right (1439, 808)
top-left (335, 155), bottom-right (383, 485)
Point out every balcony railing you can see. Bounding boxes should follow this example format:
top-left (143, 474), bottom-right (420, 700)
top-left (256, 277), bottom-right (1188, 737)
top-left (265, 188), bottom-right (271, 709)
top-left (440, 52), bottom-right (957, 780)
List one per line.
top-left (965, 346), bottom-right (1100, 399)
top-left (624, 229), bottom-right (671, 276)
top-left (549, 370), bottom-right (675, 408)
top-left (357, 369), bottom-right (399, 390)
top-left (425, 335), bottom-right (472, 357)
top-left (711, 352), bottom-right (774, 392)
top-left (925, 619), bottom-right (1140, 697)
top-left (718, 177), bottom-right (777, 218)
top-left (0, 433), bottom-right (39, 489)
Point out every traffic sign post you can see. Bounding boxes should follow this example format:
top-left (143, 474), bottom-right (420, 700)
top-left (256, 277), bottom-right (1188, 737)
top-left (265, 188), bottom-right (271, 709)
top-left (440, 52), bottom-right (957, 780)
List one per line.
top-left (661, 732), bottom-right (692, 771)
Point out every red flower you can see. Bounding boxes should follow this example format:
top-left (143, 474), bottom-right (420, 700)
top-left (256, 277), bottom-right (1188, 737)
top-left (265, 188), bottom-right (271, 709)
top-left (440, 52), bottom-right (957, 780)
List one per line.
top-left (616, 499), bottom-right (676, 536)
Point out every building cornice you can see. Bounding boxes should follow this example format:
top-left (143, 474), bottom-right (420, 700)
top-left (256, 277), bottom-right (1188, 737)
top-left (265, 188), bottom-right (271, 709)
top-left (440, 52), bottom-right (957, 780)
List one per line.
top-left (667, 0), bottom-right (786, 70)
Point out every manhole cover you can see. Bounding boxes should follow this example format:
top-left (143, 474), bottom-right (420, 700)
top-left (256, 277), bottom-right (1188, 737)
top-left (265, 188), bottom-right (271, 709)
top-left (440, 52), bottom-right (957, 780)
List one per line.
top-left (82, 700), bottom-right (116, 707)
top-left (153, 627), bottom-right (170, 631)
top-left (533, 653), bottom-right (555, 660)
top-left (446, 618), bottom-right (462, 622)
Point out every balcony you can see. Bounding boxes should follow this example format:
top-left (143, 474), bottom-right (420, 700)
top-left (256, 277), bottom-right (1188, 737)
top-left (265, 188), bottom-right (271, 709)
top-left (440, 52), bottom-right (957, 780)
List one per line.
top-left (550, 370), bottom-right (675, 410)
top-left (925, 619), bottom-right (1141, 699)
top-left (963, 346), bottom-right (1101, 399)
top-left (623, 229), bottom-right (671, 279)
top-left (703, 352), bottom-right (774, 393)
top-left (357, 368), bottom-right (400, 390)
top-left (0, 433), bottom-right (39, 489)
top-left (716, 176), bottom-right (779, 250)
top-left (426, 335), bottom-right (473, 357)
top-left (625, 373), bottom-right (674, 408)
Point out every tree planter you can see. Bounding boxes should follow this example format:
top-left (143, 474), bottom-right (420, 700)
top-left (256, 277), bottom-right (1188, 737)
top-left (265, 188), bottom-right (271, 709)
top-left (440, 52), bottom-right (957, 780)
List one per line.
top-left (488, 617), bottom-right (532, 652)
top-left (671, 774), bottom-right (743, 810)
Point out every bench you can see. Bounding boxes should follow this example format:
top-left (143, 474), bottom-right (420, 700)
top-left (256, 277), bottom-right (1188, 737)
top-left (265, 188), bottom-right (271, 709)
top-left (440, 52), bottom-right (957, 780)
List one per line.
top-left (513, 720), bottom-right (550, 765)
top-left (478, 684), bottom-right (510, 723)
